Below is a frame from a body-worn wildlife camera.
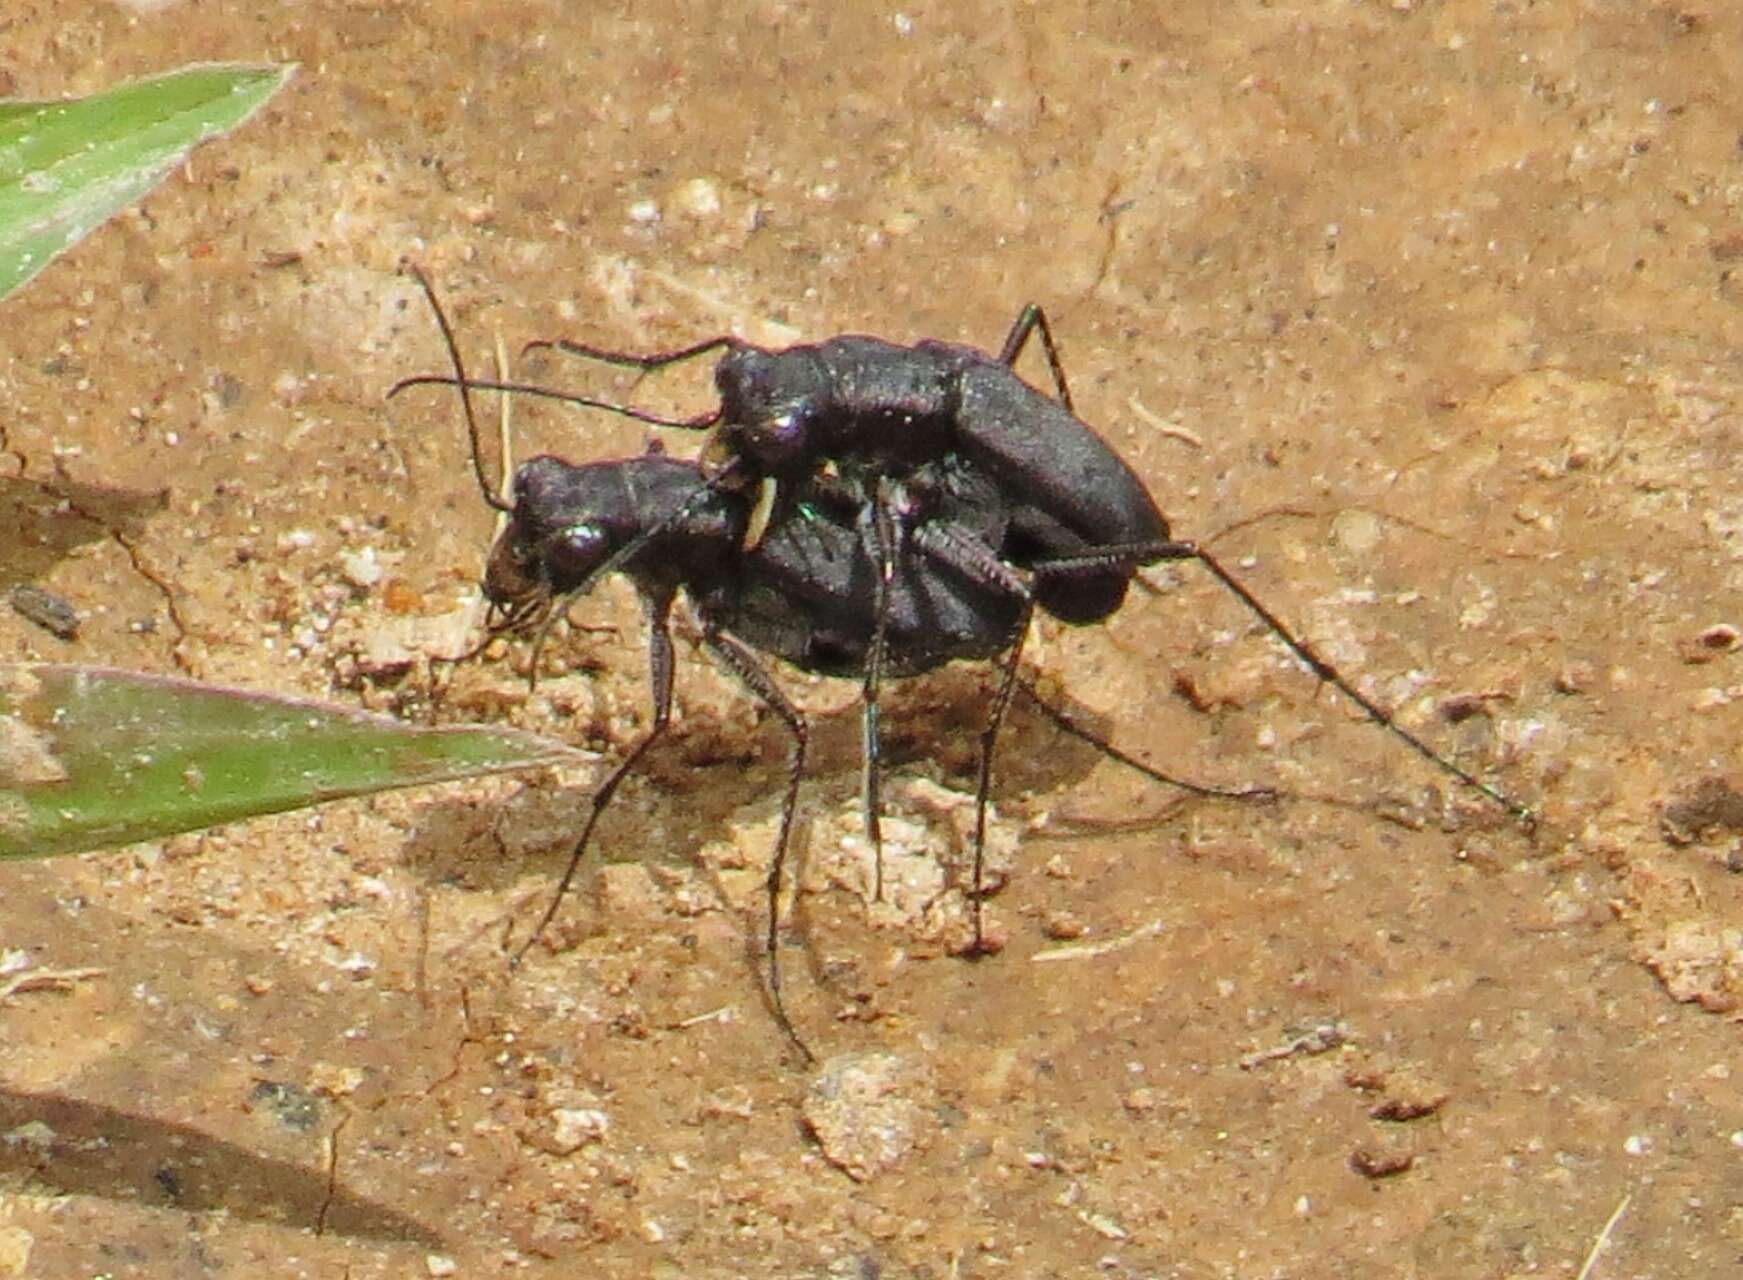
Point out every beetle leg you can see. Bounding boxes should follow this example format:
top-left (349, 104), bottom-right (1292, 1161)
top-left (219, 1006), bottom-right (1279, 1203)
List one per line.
top-left (995, 302), bottom-right (1076, 414)
top-left (702, 625), bottom-right (816, 1065)
top-left (515, 588), bottom-right (679, 966)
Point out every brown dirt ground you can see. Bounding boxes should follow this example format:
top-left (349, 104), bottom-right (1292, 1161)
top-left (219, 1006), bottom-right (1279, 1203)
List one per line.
top-left (2, 2), bottom-right (1742, 1277)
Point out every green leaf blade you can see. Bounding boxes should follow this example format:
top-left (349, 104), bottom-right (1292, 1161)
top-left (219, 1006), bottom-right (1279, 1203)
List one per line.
top-left (0, 63), bottom-right (294, 303)
top-left (0, 664), bottom-right (584, 860)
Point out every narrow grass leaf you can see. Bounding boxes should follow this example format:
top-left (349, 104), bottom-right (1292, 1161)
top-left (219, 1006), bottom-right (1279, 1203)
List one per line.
top-left (0, 63), bottom-right (293, 302)
top-left (0, 664), bottom-right (583, 859)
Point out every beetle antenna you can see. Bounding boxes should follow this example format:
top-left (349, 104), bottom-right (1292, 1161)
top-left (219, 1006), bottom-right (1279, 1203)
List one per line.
top-left (397, 263), bottom-right (513, 514)
top-left (388, 373), bottom-right (721, 434)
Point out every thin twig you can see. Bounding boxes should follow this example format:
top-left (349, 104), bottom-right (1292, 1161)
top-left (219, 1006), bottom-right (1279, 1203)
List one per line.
top-left (1127, 394), bottom-right (1204, 448)
top-left (1574, 1193), bottom-right (1632, 1280)
top-left (316, 1111), bottom-right (350, 1237)
top-left (1238, 1021), bottom-right (1350, 1070)
top-left (1031, 919), bottom-right (1164, 963)
top-left (0, 967), bottom-right (105, 1000)
top-left (666, 1005), bottom-right (736, 1029)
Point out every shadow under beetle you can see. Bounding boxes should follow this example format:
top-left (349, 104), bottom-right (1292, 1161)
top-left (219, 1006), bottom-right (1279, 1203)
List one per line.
top-left (393, 267), bottom-right (1535, 1062)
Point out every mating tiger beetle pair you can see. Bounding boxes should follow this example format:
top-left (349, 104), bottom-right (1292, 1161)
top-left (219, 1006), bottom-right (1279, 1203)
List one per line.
top-left (391, 266), bottom-right (1535, 1063)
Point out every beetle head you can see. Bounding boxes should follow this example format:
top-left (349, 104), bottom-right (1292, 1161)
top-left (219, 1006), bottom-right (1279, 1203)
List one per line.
top-left (490, 456), bottom-right (635, 605)
top-left (714, 345), bottom-right (830, 472)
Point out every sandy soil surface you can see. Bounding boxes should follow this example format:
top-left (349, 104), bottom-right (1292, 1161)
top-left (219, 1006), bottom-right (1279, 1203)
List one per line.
top-left (2, 2), bottom-right (1741, 1277)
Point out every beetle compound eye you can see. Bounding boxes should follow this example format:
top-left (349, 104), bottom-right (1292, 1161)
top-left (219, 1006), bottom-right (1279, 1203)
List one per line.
top-left (728, 401), bottom-right (816, 471)
top-left (762, 406), bottom-right (811, 456)
top-left (547, 523), bottom-right (610, 587)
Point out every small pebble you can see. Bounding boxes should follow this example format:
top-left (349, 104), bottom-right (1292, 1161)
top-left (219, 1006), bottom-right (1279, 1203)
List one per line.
top-left (1042, 912), bottom-right (1086, 940)
top-left (529, 1106), bottom-right (611, 1156)
top-left (803, 1053), bottom-right (934, 1182)
top-left (339, 546), bottom-right (382, 589)
top-left (8, 585), bottom-right (78, 640)
top-left (1122, 1088), bottom-right (1158, 1114)
top-left (672, 177), bottom-right (721, 219)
